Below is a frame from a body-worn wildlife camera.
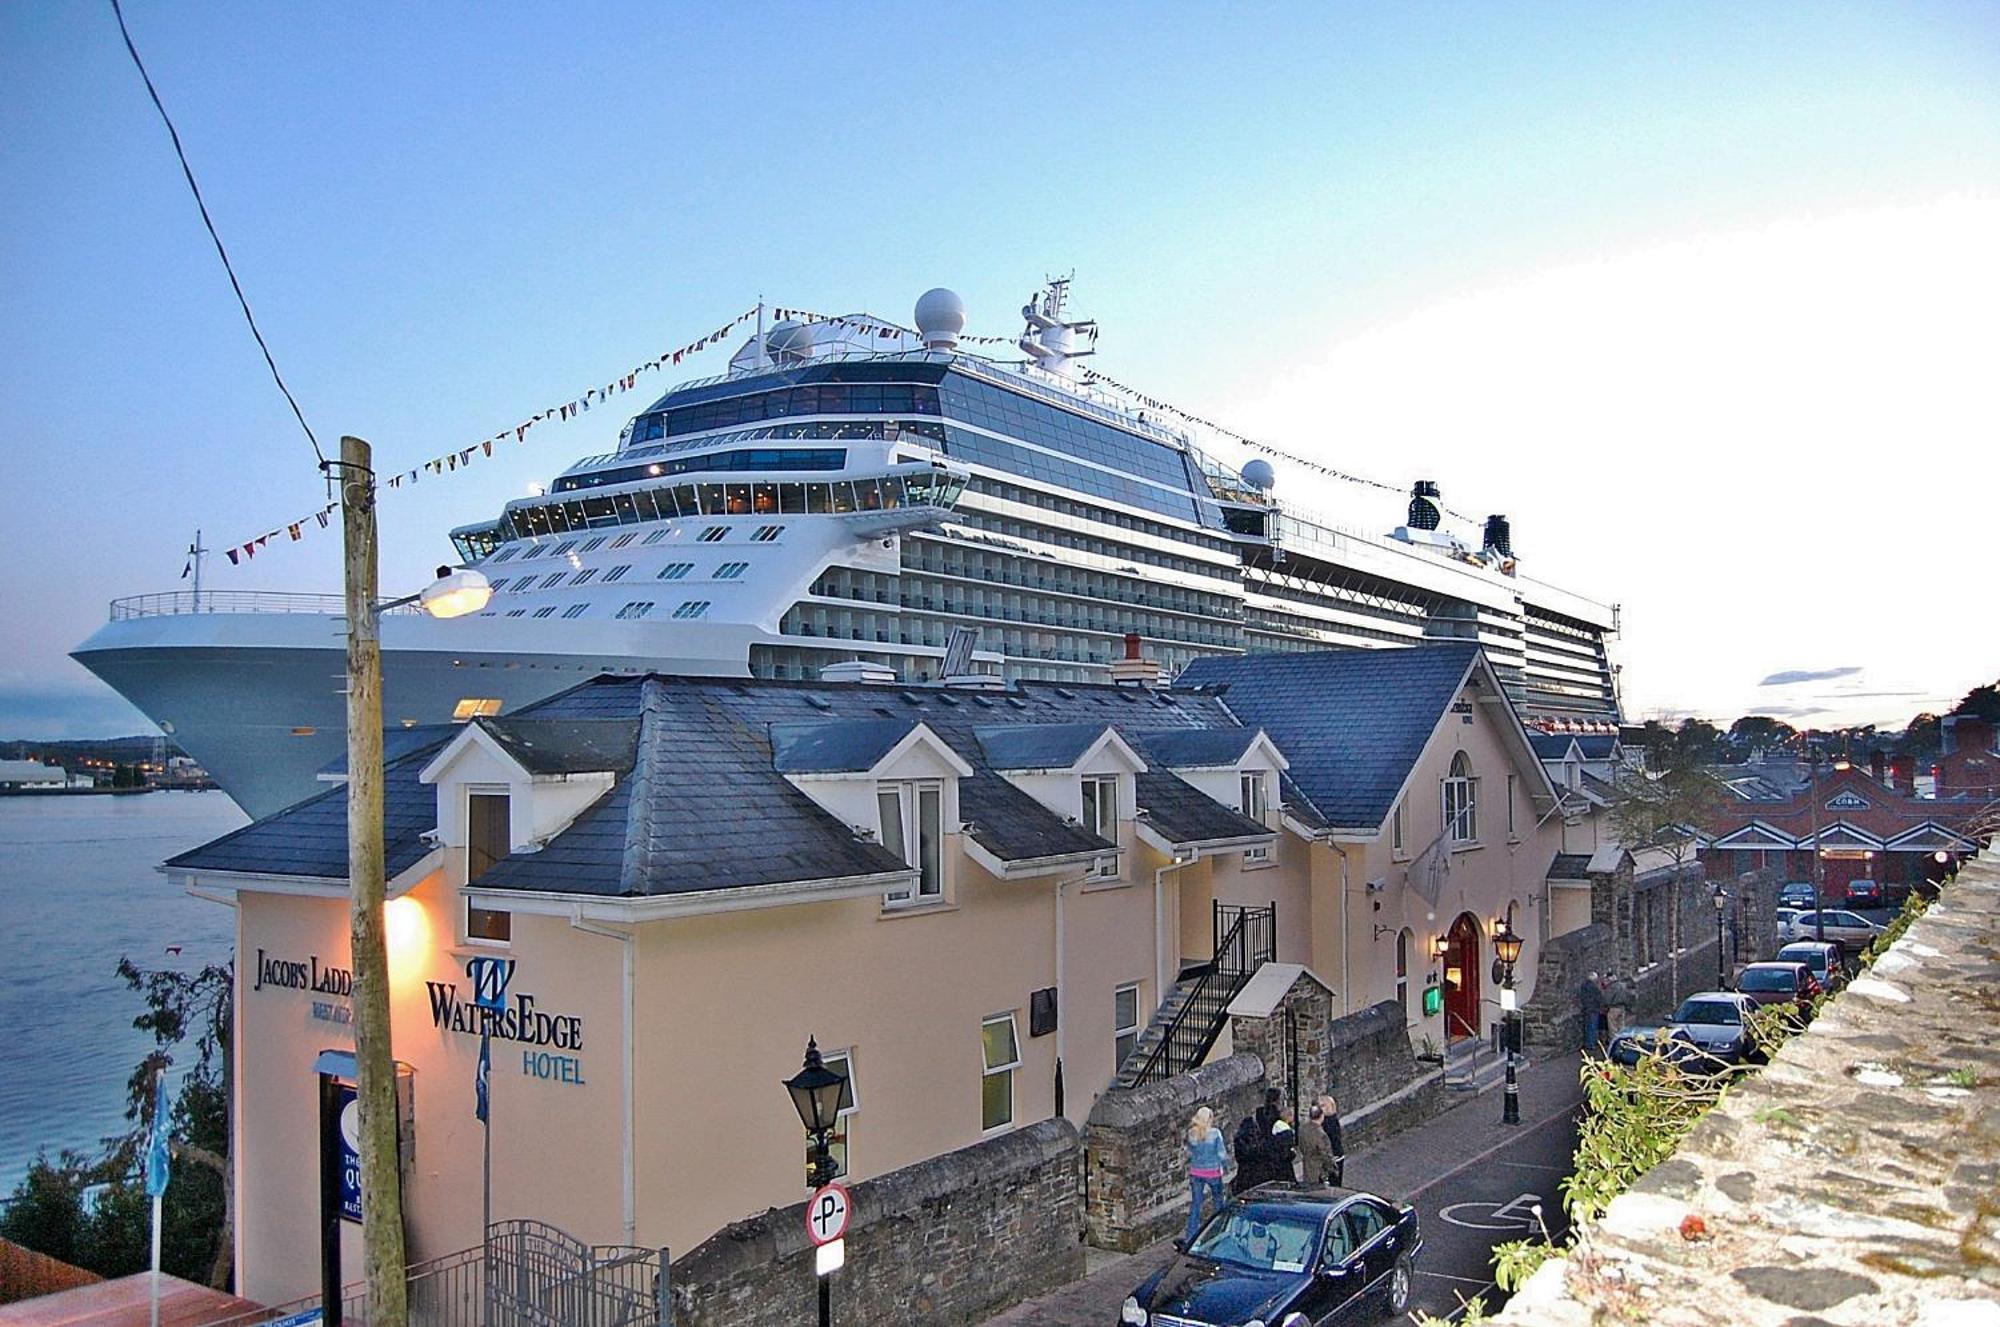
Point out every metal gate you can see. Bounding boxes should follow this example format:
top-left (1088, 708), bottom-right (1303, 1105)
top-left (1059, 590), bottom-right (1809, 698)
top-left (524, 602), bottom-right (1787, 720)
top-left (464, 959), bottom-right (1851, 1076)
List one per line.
top-left (487, 1220), bottom-right (668, 1327)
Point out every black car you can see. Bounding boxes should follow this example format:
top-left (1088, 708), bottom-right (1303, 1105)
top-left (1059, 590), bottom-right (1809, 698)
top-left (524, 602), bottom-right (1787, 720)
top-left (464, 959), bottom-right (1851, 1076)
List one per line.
top-left (1776, 881), bottom-right (1820, 911)
top-left (1843, 878), bottom-right (1884, 908)
top-left (1123, 1185), bottom-right (1419, 1326)
top-left (1606, 992), bottom-right (1761, 1070)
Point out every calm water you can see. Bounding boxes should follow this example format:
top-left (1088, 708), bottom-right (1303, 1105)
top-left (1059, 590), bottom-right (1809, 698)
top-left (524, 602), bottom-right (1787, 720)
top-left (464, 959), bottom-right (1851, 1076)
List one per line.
top-left (0, 792), bottom-right (245, 1194)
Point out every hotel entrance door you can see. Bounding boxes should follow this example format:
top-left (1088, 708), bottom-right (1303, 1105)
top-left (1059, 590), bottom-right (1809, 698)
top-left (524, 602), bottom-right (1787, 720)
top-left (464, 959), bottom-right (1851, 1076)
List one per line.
top-left (1443, 912), bottom-right (1481, 1042)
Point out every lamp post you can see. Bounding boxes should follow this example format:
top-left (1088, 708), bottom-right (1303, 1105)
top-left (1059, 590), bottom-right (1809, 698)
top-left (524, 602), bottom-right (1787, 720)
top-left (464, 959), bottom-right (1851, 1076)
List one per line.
top-left (1711, 884), bottom-right (1730, 989)
top-left (1493, 909), bottom-right (1524, 1126)
top-left (784, 1038), bottom-right (849, 1327)
top-left (332, 436), bottom-right (491, 1327)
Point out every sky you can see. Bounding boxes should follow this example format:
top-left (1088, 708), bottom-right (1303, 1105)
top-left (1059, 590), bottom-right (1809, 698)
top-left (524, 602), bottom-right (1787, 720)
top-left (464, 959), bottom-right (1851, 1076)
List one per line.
top-left (2, 2), bottom-right (1995, 738)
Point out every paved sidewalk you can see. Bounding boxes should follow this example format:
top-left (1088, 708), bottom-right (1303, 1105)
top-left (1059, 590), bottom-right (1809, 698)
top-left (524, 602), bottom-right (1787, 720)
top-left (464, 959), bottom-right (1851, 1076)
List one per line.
top-left (979, 1052), bottom-right (1587, 1327)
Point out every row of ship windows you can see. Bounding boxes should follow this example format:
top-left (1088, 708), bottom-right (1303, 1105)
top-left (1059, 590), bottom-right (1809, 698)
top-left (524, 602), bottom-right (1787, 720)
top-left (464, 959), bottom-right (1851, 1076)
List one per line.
top-left (455, 472), bottom-right (960, 559)
top-left (633, 383), bottom-right (947, 439)
top-left (935, 374), bottom-right (1196, 492)
top-left (749, 644), bottom-right (1101, 688)
top-left (941, 427), bottom-right (1198, 523)
top-left (485, 600), bottom-right (714, 621)
top-left (900, 542), bottom-right (1239, 620)
top-left (961, 476), bottom-right (1234, 556)
top-left (776, 607), bottom-right (1214, 671)
top-left (553, 448), bottom-right (848, 492)
top-left (801, 570), bottom-right (1242, 649)
top-left (1242, 606), bottom-right (1427, 649)
top-left (487, 558), bottom-right (754, 594)
top-left (1247, 578), bottom-right (1434, 629)
top-left (945, 511), bottom-right (1237, 585)
top-left (486, 526), bottom-right (783, 568)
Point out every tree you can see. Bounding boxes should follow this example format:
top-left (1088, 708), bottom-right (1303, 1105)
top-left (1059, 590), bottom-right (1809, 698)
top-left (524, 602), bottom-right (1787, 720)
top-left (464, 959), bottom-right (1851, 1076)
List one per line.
top-left (1728, 716), bottom-right (1797, 753)
top-left (1609, 755), bottom-right (1726, 1004)
top-left (1670, 719), bottom-right (1724, 767)
top-left (1950, 681), bottom-right (2000, 723)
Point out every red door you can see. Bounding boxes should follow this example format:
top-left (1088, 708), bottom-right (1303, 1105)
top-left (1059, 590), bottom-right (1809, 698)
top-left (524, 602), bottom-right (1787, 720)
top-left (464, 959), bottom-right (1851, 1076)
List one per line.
top-left (1443, 913), bottom-right (1482, 1042)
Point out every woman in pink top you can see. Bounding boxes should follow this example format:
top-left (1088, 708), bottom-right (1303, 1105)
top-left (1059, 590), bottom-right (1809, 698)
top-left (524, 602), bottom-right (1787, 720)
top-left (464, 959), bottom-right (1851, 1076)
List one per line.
top-left (1185, 1105), bottom-right (1228, 1242)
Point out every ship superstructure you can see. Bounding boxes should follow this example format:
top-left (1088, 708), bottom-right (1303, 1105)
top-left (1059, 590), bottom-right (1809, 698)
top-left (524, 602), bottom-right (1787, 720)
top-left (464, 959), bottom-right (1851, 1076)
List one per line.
top-left (75, 283), bottom-right (1621, 818)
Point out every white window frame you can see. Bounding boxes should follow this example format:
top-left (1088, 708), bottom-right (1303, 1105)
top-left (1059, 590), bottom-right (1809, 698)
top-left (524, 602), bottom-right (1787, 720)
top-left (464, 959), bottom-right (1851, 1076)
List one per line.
top-left (1392, 798), bottom-right (1406, 858)
top-left (1081, 775), bottom-right (1120, 879)
top-left (1114, 983), bottom-right (1142, 1071)
top-left (1240, 771), bottom-right (1272, 864)
top-left (879, 779), bottom-right (945, 906)
top-left (816, 1048), bottom-right (859, 1179)
top-left (1444, 751), bottom-right (1478, 845)
top-left (980, 1013), bottom-right (1020, 1134)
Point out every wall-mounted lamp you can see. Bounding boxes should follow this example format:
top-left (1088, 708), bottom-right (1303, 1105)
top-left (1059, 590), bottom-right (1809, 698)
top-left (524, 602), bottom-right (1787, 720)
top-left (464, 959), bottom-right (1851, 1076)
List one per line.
top-left (1429, 934), bottom-right (1449, 961)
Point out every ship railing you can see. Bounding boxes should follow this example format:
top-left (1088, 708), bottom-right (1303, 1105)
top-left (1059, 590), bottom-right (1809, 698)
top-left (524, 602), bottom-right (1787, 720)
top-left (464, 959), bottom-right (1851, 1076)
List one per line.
top-left (108, 591), bottom-right (425, 620)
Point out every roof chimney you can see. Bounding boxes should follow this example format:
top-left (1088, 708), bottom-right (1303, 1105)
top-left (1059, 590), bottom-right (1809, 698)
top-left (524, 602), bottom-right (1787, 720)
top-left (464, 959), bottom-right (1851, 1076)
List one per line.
top-left (1109, 633), bottom-right (1162, 687)
top-left (1869, 749), bottom-right (1886, 786)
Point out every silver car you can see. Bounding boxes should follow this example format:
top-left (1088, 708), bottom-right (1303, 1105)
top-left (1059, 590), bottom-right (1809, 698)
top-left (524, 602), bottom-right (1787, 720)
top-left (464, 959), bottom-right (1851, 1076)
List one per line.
top-left (1788, 909), bottom-right (1884, 949)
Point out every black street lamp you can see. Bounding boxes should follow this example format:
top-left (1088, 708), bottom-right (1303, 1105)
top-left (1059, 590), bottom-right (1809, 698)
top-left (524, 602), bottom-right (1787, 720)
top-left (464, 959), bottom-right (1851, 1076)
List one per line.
top-left (1711, 884), bottom-right (1730, 989)
top-left (783, 1037), bottom-right (848, 1190)
top-left (1493, 909), bottom-right (1524, 1126)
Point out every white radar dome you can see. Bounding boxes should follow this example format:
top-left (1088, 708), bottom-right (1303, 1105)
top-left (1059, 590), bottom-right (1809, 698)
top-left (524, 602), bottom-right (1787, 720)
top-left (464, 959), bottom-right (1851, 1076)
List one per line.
top-left (1241, 459), bottom-right (1276, 491)
top-left (914, 287), bottom-right (966, 349)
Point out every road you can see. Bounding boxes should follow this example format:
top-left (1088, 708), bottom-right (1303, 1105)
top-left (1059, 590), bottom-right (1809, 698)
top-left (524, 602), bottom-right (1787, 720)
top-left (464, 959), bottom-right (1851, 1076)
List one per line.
top-left (1399, 1094), bottom-right (1579, 1321)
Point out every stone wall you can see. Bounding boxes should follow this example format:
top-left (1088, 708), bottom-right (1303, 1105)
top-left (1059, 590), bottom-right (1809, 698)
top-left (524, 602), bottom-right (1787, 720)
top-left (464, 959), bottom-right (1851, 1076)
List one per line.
top-left (1489, 861), bottom-right (2000, 1327)
top-left (1228, 975), bottom-right (1334, 1113)
top-left (1081, 1052), bottom-right (1265, 1253)
top-left (1520, 922), bottom-right (1614, 1049)
top-left (670, 1118), bottom-right (1083, 1327)
top-left (1319, 1000), bottom-right (1446, 1151)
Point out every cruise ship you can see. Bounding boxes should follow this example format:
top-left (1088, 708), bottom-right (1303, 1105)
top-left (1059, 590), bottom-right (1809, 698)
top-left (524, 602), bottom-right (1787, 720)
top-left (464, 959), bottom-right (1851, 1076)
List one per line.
top-left (73, 282), bottom-right (1622, 818)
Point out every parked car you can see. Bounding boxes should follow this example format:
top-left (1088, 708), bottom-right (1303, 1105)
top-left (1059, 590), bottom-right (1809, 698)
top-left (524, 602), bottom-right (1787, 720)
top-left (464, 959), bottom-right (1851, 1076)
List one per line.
top-left (1777, 881), bottom-right (1820, 911)
top-left (1776, 939), bottom-right (1845, 990)
top-left (1843, 879), bottom-right (1885, 908)
top-left (1607, 992), bottom-right (1761, 1070)
top-left (1788, 909), bottom-right (1885, 950)
top-left (1124, 1185), bottom-right (1421, 1326)
top-left (1734, 960), bottom-right (1823, 1011)
top-left (1774, 908), bottom-right (1804, 943)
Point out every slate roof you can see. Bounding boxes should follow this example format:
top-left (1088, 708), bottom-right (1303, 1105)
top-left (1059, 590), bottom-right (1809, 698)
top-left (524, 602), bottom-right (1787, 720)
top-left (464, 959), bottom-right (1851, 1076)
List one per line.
top-left (1135, 727), bottom-right (1263, 769)
top-left (1135, 771), bottom-right (1273, 845)
top-left (317, 724), bottom-right (458, 777)
top-left (169, 735), bottom-right (450, 880)
top-left (770, 718), bottom-right (919, 774)
top-left (1574, 734), bottom-right (1620, 760)
top-left (171, 671), bottom-right (1281, 898)
top-left (1178, 644), bottom-right (1482, 831)
top-left (477, 717), bottom-right (638, 775)
top-left (974, 723), bottom-right (1114, 771)
top-left (1528, 733), bottom-right (1577, 761)
top-left (1548, 853), bottom-right (1594, 880)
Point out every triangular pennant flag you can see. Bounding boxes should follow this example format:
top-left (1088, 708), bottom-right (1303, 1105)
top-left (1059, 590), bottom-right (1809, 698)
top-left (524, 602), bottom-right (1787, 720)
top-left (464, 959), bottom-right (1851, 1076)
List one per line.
top-left (515, 426), bottom-right (527, 442)
top-left (447, 454), bottom-right (457, 471)
top-left (226, 549), bottom-right (241, 566)
top-left (482, 440), bottom-right (493, 457)
top-left (181, 559), bottom-right (192, 579)
top-left (317, 510), bottom-right (331, 527)
top-left (388, 474), bottom-right (401, 488)
top-left (241, 542), bottom-right (256, 560)
top-left (288, 524), bottom-right (302, 541)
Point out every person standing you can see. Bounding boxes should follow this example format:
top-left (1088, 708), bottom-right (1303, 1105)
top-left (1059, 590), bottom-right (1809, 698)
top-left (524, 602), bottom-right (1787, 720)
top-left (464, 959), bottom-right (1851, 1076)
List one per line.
top-left (1184, 1106), bottom-right (1227, 1242)
top-left (1298, 1101), bottom-right (1334, 1184)
top-left (1231, 1111), bottom-right (1267, 1194)
top-left (1317, 1095), bottom-right (1345, 1186)
top-left (1580, 970), bottom-right (1606, 1056)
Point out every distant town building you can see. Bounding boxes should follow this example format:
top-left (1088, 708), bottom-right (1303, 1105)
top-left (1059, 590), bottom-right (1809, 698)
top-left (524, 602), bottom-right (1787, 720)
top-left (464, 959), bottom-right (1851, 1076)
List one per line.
top-left (0, 759), bottom-right (68, 789)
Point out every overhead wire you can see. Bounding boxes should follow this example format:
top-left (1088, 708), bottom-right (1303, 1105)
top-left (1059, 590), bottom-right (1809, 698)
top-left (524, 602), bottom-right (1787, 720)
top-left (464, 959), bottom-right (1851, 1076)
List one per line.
top-left (108, 0), bottom-right (325, 470)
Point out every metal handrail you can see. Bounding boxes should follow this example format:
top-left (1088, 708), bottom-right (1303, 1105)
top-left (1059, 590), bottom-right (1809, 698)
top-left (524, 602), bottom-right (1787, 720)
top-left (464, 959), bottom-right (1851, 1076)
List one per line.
top-left (107, 591), bottom-right (425, 620)
top-left (1126, 903), bottom-right (1276, 1088)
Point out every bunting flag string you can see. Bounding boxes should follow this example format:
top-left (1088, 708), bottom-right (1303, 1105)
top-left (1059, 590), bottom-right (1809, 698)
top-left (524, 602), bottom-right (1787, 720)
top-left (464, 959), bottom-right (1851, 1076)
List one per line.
top-left (1078, 366), bottom-right (1480, 524)
top-left (212, 306), bottom-right (761, 569)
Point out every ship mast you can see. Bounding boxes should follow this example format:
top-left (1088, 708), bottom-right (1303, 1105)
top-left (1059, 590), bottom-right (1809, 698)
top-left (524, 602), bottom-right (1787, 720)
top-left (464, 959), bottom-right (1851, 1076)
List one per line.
top-left (189, 529), bottom-right (207, 611)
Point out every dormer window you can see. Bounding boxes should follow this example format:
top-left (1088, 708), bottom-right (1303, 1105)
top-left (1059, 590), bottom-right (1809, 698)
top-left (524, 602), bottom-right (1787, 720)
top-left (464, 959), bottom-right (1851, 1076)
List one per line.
top-left (1444, 751), bottom-right (1477, 845)
top-left (879, 781), bottom-right (943, 905)
top-left (465, 791), bottom-right (512, 944)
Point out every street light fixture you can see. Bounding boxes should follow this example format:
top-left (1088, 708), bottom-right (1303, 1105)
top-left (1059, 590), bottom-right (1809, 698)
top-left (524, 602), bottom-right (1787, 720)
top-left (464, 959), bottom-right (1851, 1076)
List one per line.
top-left (1493, 907), bottom-right (1523, 1126)
top-left (783, 1037), bottom-right (848, 1190)
top-left (1711, 884), bottom-right (1730, 989)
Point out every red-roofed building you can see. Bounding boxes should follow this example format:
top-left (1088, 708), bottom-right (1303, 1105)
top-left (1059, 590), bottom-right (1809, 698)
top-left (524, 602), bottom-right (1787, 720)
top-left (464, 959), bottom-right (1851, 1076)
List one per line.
top-left (1699, 758), bottom-right (1989, 899)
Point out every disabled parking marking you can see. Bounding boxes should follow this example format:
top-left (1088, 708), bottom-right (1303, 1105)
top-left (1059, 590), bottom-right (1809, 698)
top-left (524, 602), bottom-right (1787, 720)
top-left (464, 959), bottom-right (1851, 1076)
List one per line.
top-left (1438, 1191), bottom-right (1544, 1232)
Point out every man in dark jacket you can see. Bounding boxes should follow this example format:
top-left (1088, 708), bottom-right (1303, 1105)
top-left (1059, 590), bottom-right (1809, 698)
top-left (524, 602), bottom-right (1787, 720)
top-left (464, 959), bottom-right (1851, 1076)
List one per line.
top-left (1580, 970), bottom-right (1606, 1056)
top-left (1230, 1113), bottom-right (1267, 1194)
top-left (1318, 1095), bottom-right (1345, 1186)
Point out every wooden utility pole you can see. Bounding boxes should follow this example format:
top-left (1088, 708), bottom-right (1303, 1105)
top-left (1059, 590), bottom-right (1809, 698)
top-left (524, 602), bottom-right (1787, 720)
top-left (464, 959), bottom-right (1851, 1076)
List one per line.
top-left (339, 435), bottom-right (409, 1327)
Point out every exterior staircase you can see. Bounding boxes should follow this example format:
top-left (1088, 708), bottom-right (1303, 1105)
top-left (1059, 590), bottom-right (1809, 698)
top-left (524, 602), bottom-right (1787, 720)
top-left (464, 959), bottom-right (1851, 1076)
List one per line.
top-left (1116, 902), bottom-right (1276, 1090)
top-left (1443, 1034), bottom-right (1513, 1094)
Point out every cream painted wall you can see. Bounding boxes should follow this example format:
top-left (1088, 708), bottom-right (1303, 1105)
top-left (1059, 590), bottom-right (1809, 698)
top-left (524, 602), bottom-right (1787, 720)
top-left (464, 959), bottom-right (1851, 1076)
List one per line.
top-left (1551, 882), bottom-right (1594, 936)
top-left (233, 872), bottom-right (626, 1305)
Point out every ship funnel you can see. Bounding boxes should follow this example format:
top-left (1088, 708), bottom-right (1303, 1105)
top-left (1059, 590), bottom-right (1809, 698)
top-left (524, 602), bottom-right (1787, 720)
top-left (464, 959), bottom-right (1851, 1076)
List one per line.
top-left (1408, 481), bottom-right (1442, 532)
top-left (914, 288), bottom-right (966, 351)
top-left (1483, 514), bottom-right (1513, 557)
